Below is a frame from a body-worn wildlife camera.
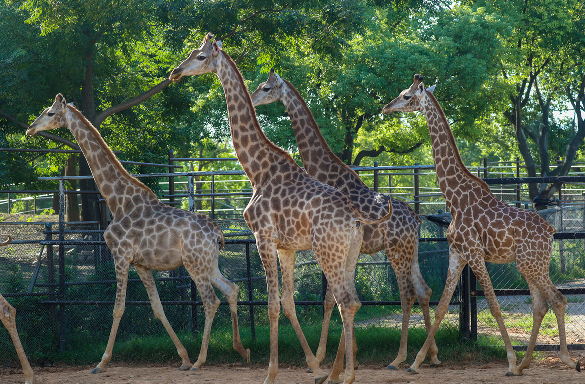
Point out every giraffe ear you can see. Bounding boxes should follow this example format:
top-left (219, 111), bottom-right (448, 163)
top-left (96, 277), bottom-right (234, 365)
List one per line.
top-left (426, 85), bottom-right (436, 93)
top-left (55, 93), bottom-right (67, 107)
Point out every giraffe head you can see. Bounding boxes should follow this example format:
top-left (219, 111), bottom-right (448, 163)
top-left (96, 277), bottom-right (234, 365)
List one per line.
top-left (26, 94), bottom-right (68, 136)
top-left (169, 33), bottom-right (221, 81)
top-left (250, 68), bottom-right (285, 107)
top-left (382, 74), bottom-right (435, 114)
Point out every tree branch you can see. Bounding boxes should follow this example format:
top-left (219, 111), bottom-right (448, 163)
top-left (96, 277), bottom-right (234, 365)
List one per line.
top-left (93, 79), bottom-right (172, 127)
top-left (218, 4), bottom-right (290, 41)
top-left (352, 141), bottom-right (424, 166)
top-left (0, 108), bottom-right (80, 150)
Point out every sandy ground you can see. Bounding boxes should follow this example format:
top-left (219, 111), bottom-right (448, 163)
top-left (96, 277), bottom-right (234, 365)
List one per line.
top-left (1, 352), bottom-right (584, 384)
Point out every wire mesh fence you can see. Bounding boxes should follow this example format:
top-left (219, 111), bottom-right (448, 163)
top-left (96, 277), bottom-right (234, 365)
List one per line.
top-left (1, 161), bottom-right (585, 366)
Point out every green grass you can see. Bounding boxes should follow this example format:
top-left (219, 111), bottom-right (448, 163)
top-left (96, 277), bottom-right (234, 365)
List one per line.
top-left (477, 309), bottom-right (567, 337)
top-left (40, 321), bottom-right (513, 369)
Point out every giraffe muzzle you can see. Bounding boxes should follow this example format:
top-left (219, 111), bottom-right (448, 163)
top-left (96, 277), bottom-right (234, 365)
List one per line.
top-left (169, 68), bottom-right (183, 81)
top-left (25, 127), bottom-right (37, 136)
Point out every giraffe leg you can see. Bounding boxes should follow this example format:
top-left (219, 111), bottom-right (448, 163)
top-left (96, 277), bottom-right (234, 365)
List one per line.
top-left (407, 251), bottom-right (466, 374)
top-left (210, 270), bottom-right (250, 363)
top-left (0, 294), bottom-right (34, 384)
top-left (134, 265), bottom-right (193, 370)
top-left (257, 241), bottom-right (281, 384)
top-left (386, 264), bottom-right (417, 370)
top-left (412, 253), bottom-right (440, 366)
top-left (187, 278), bottom-right (220, 370)
top-left (278, 249), bottom-right (328, 383)
top-left (545, 285), bottom-right (578, 371)
top-left (467, 258), bottom-right (518, 376)
top-left (92, 257), bottom-right (130, 374)
top-left (315, 288), bottom-right (336, 365)
top-left (515, 280), bottom-right (547, 374)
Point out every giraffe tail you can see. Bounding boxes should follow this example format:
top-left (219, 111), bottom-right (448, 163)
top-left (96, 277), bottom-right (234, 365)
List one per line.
top-left (218, 230), bottom-right (225, 251)
top-left (0, 235), bottom-right (11, 246)
top-left (349, 199), bottom-right (393, 225)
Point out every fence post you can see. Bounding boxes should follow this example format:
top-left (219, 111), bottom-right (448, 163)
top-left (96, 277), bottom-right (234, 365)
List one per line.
top-left (211, 174), bottom-right (215, 220)
top-left (483, 158), bottom-right (488, 179)
top-left (188, 176), bottom-right (195, 212)
top-left (414, 163), bottom-right (420, 214)
top-left (388, 174), bottom-right (392, 195)
top-left (373, 161), bottom-right (379, 192)
top-left (460, 264), bottom-right (470, 340)
top-left (470, 269), bottom-right (477, 341)
top-left (245, 242), bottom-right (256, 340)
top-left (58, 180), bottom-right (67, 351)
top-left (46, 223), bottom-right (58, 350)
top-left (168, 150), bottom-right (175, 207)
top-left (7, 192), bottom-right (10, 213)
top-left (515, 157), bottom-right (521, 208)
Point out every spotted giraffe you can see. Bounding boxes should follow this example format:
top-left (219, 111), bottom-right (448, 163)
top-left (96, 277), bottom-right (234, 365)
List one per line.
top-left (383, 74), bottom-right (581, 376)
top-left (0, 235), bottom-right (34, 384)
top-left (26, 95), bottom-right (249, 374)
top-left (250, 69), bottom-right (439, 372)
top-left (170, 34), bottom-right (392, 384)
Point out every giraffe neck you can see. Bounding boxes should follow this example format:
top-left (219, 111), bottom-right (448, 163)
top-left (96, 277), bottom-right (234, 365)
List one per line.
top-left (280, 80), bottom-right (366, 190)
top-left (65, 105), bottom-right (158, 213)
top-left (215, 52), bottom-right (300, 188)
top-left (420, 91), bottom-right (490, 207)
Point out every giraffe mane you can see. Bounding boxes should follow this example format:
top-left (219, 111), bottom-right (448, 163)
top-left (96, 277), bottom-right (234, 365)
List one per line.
top-left (283, 79), bottom-right (366, 186)
top-left (425, 90), bottom-right (491, 193)
top-left (220, 51), bottom-right (299, 168)
top-left (67, 105), bottom-right (158, 199)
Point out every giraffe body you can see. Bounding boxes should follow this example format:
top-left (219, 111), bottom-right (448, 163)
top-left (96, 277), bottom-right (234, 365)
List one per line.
top-left (0, 235), bottom-right (34, 384)
top-left (250, 70), bottom-right (439, 372)
top-left (383, 74), bottom-right (580, 375)
top-left (170, 34), bottom-right (392, 384)
top-left (26, 95), bottom-right (249, 373)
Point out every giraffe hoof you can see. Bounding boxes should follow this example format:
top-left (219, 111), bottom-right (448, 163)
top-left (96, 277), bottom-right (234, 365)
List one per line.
top-left (576, 359), bottom-right (581, 372)
top-left (406, 367), bottom-right (419, 374)
top-left (430, 363), bottom-right (441, 368)
top-left (386, 364), bottom-right (398, 370)
top-left (91, 367), bottom-right (105, 374)
top-left (327, 381), bottom-right (341, 384)
top-left (315, 374), bottom-right (328, 384)
top-left (179, 363), bottom-right (193, 371)
top-left (505, 371), bottom-right (515, 376)
top-left (189, 366), bottom-right (199, 372)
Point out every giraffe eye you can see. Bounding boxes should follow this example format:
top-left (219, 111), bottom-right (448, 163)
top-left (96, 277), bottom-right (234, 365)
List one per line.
top-left (48, 112), bottom-right (55, 117)
top-left (263, 87), bottom-right (271, 92)
top-left (403, 95), bottom-right (412, 100)
top-left (197, 55), bottom-right (206, 61)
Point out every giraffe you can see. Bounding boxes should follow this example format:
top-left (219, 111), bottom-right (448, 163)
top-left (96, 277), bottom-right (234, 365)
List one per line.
top-left (26, 95), bottom-right (250, 373)
top-left (169, 33), bottom-right (392, 384)
top-left (382, 74), bottom-right (582, 376)
top-left (250, 69), bottom-right (439, 371)
top-left (0, 235), bottom-right (34, 384)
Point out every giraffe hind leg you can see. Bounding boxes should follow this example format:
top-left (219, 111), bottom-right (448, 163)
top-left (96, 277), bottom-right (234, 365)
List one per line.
top-left (210, 270), bottom-right (250, 362)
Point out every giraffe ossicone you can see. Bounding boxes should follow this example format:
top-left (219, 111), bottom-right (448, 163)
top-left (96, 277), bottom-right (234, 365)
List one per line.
top-left (170, 34), bottom-right (392, 384)
top-left (27, 94), bottom-right (250, 374)
top-left (251, 69), bottom-right (439, 373)
top-left (383, 74), bottom-right (581, 376)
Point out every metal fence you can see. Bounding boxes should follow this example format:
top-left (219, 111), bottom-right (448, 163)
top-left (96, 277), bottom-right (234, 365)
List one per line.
top-left (1, 160), bottom-right (585, 365)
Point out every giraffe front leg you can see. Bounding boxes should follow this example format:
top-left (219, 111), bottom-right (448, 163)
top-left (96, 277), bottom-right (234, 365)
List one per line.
top-left (316, 288), bottom-right (336, 365)
top-left (467, 258), bottom-right (518, 376)
top-left (386, 265), bottom-right (416, 370)
top-left (407, 251), bottom-right (466, 374)
top-left (0, 294), bottom-right (34, 384)
top-left (92, 256), bottom-right (130, 374)
top-left (278, 249), bottom-right (328, 384)
top-left (134, 265), bottom-right (192, 370)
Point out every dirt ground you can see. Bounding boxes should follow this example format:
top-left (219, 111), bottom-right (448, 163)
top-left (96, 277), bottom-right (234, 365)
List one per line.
top-left (1, 352), bottom-right (584, 384)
